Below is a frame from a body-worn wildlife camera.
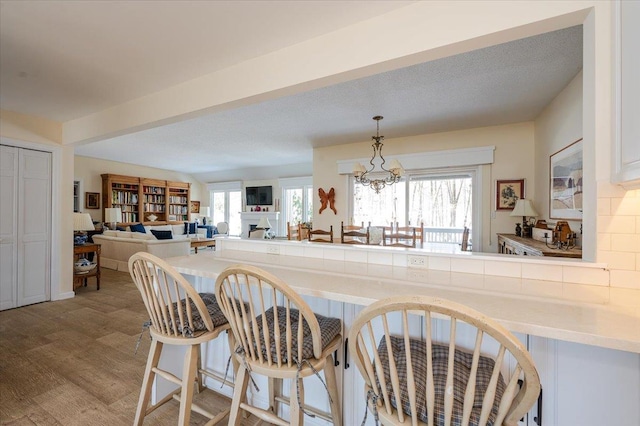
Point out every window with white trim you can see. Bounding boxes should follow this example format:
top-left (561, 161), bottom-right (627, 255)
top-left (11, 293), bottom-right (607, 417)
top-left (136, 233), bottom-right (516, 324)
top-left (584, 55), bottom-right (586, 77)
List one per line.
top-left (208, 181), bottom-right (242, 236)
top-left (352, 167), bottom-right (477, 246)
top-left (279, 177), bottom-right (313, 235)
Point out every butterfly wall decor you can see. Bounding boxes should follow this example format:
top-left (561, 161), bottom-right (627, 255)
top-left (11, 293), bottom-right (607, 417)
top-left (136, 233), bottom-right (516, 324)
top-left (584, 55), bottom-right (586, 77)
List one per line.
top-left (318, 187), bottom-right (337, 215)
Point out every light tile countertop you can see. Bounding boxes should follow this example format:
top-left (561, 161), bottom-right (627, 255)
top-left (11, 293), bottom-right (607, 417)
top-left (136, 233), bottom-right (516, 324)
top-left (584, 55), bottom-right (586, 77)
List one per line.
top-left (166, 250), bottom-right (640, 354)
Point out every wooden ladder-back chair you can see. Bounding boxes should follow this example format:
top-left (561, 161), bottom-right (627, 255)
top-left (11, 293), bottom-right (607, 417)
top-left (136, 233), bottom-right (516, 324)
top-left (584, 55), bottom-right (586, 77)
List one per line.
top-left (461, 227), bottom-right (471, 251)
top-left (341, 221), bottom-right (369, 245)
top-left (215, 265), bottom-right (342, 425)
top-left (383, 227), bottom-right (417, 248)
top-left (415, 222), bottom-right (425, 248)
top-left (348, 296), bottom-right (540, 426)
top-left (287, 222), bottom-right (302, 241)
top-left (308, 225), bottom-right (334, 243)
top-left (128, 252), bottom-right (233, 426)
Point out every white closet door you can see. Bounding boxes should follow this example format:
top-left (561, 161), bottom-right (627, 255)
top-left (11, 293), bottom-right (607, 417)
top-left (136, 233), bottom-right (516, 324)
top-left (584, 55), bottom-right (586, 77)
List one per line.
top-left (0, 145), bottom-right (51, 310)
top-left (0, 146), bottom-right (18, 310)
top-left (17, 148), bottom-right (51, 306)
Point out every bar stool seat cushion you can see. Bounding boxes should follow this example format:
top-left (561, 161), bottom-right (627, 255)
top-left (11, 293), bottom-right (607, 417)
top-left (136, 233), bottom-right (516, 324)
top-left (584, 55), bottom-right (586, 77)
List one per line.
top-left (252, 307), bottom-right (341, 362)
top-left (378, 335), bottom-right (506, 426)
top-left (168, 293), bottom-right (228, 336)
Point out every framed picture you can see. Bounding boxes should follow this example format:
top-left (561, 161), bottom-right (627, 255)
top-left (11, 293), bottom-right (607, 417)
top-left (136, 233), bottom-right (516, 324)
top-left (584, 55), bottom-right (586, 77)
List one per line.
top-left (168, 214), bottom-right (177, 221)
top-left (550, 138), bottom-right (583, 220)
top-left (190, 200), bottom-right (200, 214)
top-left (496, 179), bottom-right (524, 211)
top-left (85, 192), bottom-right (100, 209)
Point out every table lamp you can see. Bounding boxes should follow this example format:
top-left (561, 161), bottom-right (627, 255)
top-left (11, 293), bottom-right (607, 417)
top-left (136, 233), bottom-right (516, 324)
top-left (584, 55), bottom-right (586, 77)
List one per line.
top-left (104, 207), bottom-right (122, 230)
top-left (73, 213), bottom-right (95, 245)
top-left (510, 199), bottom-right (538, 237)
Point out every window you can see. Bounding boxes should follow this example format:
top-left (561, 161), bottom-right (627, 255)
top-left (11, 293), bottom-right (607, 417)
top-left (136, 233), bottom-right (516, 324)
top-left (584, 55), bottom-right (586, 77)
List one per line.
top-left (208, 181), bottom-right (242, 236)
top-left (409, 172), bottom-right (473, 243)
top-left (352, 167), bottom-right (477, 246)
top-left (279, 177), bottom-right (313, 235)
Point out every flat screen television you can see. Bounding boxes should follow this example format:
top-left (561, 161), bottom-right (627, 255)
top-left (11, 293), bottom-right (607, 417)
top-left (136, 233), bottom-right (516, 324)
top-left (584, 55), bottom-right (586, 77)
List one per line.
top-left (246, 186), bottom-right (273, 205)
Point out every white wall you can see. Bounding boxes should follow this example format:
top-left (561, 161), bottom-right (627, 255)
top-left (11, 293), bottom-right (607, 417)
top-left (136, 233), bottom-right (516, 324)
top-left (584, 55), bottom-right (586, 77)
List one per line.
top-left (313, 122), bottom-right (535, 252)
top-left (74, 156), bottom-right (207, 223)
top-left (534, 71), bottom-right (584, 244)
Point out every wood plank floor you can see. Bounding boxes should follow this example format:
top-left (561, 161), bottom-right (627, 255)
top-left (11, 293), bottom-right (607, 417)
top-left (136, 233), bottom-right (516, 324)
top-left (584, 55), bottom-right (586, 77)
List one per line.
top-left (0, 269), bottom-right (263, 425)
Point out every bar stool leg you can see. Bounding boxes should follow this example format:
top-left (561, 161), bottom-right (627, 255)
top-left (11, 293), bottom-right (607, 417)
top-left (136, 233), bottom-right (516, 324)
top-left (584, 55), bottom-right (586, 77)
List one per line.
top-left (290, 377), bottom-right (304, 425)
top-left (228, 362), bottom-right (249, 425)
top-left (135, 338), bottom-right (163, 426)
top-left (178, 345), bottom-right (199, 425)
top-left (268, 377), bottom-right (282, 414)
top-left (324, 354), bottom-right (342, 426)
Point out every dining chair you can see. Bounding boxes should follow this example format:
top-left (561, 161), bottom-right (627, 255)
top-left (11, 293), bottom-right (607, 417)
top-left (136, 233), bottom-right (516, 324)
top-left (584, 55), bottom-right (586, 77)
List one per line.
top-left (349, 295), bottom-right (541, 426)
top-left (215, 264), bottom-right (342, 425)
top-left (341, 221), bottom-right (369, 245)
top-left (287, 222), bottom-right (302, 241)
top-left (249, 228), bottom-right (266, 239)
top-left (128, 252), bottom-right (233, 426)
top-left (308, 225), bottom-right (334, 243)
top-left (461, 227), bottom-right (471, 251)
top-left (382, 227), bottom-right (417, 248)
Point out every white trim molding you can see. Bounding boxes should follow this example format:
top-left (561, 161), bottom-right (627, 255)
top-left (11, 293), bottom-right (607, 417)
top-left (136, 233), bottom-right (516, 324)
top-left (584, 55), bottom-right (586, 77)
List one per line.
top-left (206, 180), bottom-right (242, 191)
top-left (337, 145), bottom-right (495, 174)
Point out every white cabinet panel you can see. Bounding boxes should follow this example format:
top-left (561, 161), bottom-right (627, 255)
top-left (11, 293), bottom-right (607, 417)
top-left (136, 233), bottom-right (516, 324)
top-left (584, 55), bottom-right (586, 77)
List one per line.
top-left (530, 336), bottom-right (640, 426)
top-left (613, 0), bottom-right (640, 188)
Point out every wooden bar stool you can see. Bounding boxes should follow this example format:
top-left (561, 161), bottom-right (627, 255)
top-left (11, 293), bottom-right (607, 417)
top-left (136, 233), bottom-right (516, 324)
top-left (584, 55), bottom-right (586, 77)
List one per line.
top-left (128, 252), bottom-right (233, 425)
top-left (215, 264), bottom-right (342, 426)
top-left (349, 295), bottom-right (540, 426)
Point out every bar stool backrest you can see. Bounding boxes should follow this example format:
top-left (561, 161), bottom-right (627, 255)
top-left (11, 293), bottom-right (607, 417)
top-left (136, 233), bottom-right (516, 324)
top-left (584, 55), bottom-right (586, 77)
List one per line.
top-left (348, 296), bottom-right (540, 426)
top-left (215, 264), bottom-right (324, 367)
top-left (308, 225), bottom-right (333, 243)
top-left (129, 252), bottom-right (214, 338)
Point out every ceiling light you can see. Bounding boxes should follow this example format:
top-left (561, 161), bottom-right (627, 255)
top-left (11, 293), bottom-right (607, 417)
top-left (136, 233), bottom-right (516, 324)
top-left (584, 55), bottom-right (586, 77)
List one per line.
top-left (353, 116), bottom-right (404, 193)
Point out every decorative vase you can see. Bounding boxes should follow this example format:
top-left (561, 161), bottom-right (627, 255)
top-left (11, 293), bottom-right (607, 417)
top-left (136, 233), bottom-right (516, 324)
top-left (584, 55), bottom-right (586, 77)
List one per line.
top-left (147, 214), bottom-right (158, 222)
top-left (515, 223), bottom-right (522, 237)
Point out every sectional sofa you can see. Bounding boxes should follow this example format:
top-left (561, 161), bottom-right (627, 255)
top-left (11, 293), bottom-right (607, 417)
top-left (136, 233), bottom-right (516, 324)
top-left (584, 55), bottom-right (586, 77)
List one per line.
top-left (92, 224), bottom-right (203, 271)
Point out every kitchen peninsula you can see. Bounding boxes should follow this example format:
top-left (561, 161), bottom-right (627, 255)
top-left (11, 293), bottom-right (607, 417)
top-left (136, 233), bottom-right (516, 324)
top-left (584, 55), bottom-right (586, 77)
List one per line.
top-left (163, 239), bottom-right (639, 425)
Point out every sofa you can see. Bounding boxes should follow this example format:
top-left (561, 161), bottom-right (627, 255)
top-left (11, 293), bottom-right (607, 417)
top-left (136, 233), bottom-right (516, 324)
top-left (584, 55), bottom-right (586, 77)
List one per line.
top-left (93, 224), bottom-right (198, 271)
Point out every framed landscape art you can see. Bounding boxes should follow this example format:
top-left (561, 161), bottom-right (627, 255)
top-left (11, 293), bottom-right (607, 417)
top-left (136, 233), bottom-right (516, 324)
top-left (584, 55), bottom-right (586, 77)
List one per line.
top-left (496, 179), bottom-right (524, 211)
top-left (550, 138), bottom-right (583, 220)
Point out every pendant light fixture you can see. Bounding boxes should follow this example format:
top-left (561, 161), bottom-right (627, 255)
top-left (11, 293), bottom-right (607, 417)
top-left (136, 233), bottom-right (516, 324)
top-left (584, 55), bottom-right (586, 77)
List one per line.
top-left (353, 116), bottom-right (404, 193)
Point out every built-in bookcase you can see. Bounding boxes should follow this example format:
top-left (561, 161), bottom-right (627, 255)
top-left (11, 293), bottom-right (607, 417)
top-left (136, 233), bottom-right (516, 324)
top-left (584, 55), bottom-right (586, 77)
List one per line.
top-left (101, 174), bottom-right (190, 225)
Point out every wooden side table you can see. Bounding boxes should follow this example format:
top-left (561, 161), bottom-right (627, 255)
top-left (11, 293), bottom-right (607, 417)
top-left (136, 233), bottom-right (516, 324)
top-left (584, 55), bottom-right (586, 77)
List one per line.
top-left (73, 243), bottom-right (101, 290)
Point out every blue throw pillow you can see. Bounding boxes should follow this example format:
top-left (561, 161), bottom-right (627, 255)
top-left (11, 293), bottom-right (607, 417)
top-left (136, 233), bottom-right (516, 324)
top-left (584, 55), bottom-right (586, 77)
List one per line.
top-left (116, 226), bottom-right (126, 231)
top-left (130, 223), bottom-right (146, 233)
top-left (183, 222), bottom-right (197, 235)
top-left (150, 230), bottom-right (173, 240)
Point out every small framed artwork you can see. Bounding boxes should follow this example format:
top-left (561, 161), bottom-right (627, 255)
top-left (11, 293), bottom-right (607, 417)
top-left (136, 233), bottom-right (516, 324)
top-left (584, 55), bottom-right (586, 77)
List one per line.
top-left (550, 138), bottom-right (583, 220)
top-left (190, 200), bottom-right (200, 214)
top-left (496, 179), bottom-right (524, 211)
top-left (85, 192), bottom-right (100, 209)
top-left (168, 214), bottom-right (177, 221)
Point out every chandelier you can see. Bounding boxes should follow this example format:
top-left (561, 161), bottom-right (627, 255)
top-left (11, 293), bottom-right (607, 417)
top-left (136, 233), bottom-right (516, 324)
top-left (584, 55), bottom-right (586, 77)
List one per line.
top-left (353, 116), bottom-right (404, 193)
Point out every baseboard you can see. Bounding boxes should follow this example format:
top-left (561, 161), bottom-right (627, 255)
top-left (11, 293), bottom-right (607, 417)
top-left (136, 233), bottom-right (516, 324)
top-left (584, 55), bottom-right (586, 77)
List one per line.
top-left (56, 291), bottom-right (76, 300)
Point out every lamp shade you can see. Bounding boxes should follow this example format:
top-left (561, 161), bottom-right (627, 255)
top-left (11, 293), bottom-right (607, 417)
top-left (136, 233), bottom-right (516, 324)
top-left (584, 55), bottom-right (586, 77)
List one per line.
top-left (73, 213), bottom-right (95, 231)
top-left (203, 207), bottom-right (210, 217)
top-left (510, 199), bottom-right (539, 217)
top-left (257, 217), bottom-right (272, 229)
top-left (104, 207), bottom-right (122, 223)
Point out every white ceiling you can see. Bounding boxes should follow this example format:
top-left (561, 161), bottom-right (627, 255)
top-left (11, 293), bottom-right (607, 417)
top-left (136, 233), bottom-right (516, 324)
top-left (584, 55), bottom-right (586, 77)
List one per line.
top-left (0, 2), bottom-right (582, 183)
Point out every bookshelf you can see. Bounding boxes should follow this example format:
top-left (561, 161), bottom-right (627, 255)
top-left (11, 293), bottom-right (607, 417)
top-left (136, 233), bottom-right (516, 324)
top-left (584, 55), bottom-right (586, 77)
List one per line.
top-left (168, 181), bottom-right (190, 222)
top-left (101, 174), bottom-right (190, 225)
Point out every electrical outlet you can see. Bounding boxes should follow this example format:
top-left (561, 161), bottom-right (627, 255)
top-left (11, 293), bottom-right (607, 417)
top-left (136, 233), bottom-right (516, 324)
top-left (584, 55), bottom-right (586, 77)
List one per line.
top-left (266, 245), bottom-right (280, 255)
top-left (408, 255), bottom-right (427, 268)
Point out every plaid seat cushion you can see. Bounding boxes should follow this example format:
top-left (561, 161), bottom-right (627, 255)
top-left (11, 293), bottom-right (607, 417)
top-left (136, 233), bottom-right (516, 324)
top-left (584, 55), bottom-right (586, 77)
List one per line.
top-left (167, 292), bottom-right (228, 336)
top-left (377, 336), bottom-right (506, 426)
top-left (249, 307), bottom-right (341, 363)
